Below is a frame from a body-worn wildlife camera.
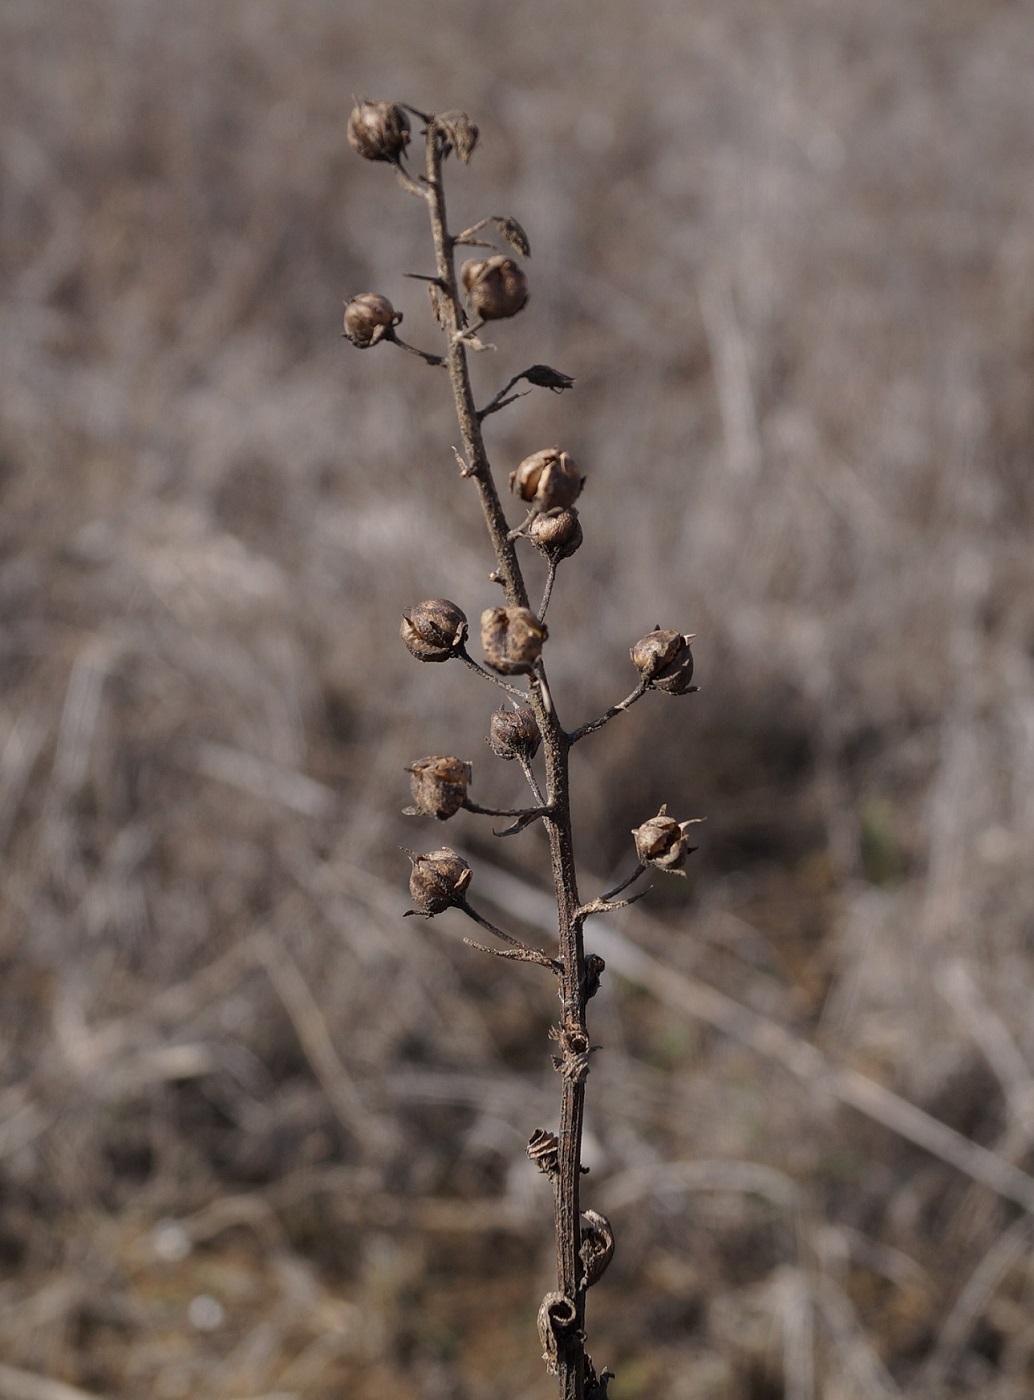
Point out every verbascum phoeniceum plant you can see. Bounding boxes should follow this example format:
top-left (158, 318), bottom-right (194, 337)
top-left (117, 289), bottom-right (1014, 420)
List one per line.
top-left (344, 98), bottom-right (701, 1400)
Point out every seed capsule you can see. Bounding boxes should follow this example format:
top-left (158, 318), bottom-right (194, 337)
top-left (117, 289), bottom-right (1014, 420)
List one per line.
top-left (481, 607), bottom-right (547, 675)
top-left (630, 626), bottom-right (696, 694)
top-left (407, 847), bottom-right (472, 915)
top-left (528, 508), bottom-right (583, 560)
top-left (510, 447), bottom-right (584, 513)
top-left (405, 756), bottom-right (471, 820)
top-left (342, 292), bottom-right (402, 349)
top-left (631, 804), bottom-right (701, 872)
top-left (488, 702), bottom-right (541, 761)
top-left (347, 99), bottom-right (411, 163)
top-left (461, 255), bottom-right (529, 321)
top-left (401, 599), bottom-right (468, 662)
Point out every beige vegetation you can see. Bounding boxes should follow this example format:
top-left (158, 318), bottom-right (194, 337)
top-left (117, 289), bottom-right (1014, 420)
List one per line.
top-left (2, 0), bottom-right (1034, 1396)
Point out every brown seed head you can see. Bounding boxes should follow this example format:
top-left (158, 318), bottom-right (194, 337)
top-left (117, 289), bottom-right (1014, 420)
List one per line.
top-left (481, 607), bottom-right (547, 675)
top-left (509, 447), bottom-right (584, 513)
top-left (405, 756), bottom-right (471, 820)
top-left (488, 701), bottom-right (541, 761)
top-left (630, 626), bottom-right (696, 694)
top-left (461, 255), bottom-right (529, 321)
top-left (528, 507), bottom-right (583, 561)
top-left (343, 292), bottom-right (401, 349)
top-left (407, 847), bottom-right (472, 915)
top-left (632, 804), bottom-right (701, 872)
top-left (401, 599), bottom-right (468, 662)
top-left (347, 99), bottom-right (411, 163)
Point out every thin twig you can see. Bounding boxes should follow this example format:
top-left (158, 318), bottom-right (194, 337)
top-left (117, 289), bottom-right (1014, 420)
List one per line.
top-left (464, 799), bottom-right (551, 819)
top-left (478, 369), bottom-right (534, 421)
top-left (519, 754), bottom-right (546, 807)
top-left (391, 158), bottom-right (429, 202)
top-left (457, 648), bottom-right (529, 701)
top-left (390, 332), bottom-right (444, 366)
top-left (457, 898), bottom-right (561, 973)
top-left (596, 862), bottom-right (648, 904)
top-left (539, 557), bottom-right (560, 619)
top-left (568, 681), bottom-right (649, 743)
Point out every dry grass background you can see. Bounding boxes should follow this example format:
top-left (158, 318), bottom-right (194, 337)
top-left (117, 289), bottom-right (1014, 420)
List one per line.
top-left (2, 1), bottom-right (1034, 1396)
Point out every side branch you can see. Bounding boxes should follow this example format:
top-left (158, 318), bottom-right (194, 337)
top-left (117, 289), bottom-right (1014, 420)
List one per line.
top-left (458, 898), bottom-right (561, 974)
top-left (568, 682), bottom-right (649, 743)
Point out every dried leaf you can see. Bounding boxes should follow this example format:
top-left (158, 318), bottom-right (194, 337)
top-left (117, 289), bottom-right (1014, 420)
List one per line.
top-left (427, 282), bottom-right (446, 328)
top-left (493, 215), bottom-right (531, 258)
top-left (524, 364), bottom-right (575, 393)
top-left (439, 110), bottom-right (480, 163)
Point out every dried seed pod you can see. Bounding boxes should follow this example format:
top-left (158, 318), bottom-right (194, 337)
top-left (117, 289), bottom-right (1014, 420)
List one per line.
top-left (405, 756), bottom-right (471, 820)
top-left (510, 447), bottom-right (584, 513)
top-left (401, 599), bottom-right (468, 662)
top-left (631, 803), bottom-right (701, 873)
top-left (527, 1127), bottom-right (560, 1180)
top-left (630, 626), bottom-right (696, 694)
top-left (342, 292), bottom-right (402, 349)
top-left (527, 508), bottom-right (583, 561)
top-left (407, 847), bottom-right (472, 915)
top-left (461, 255), bottom-right (529, 321)
top-left (347, 99), bottom-right (411, 163)
top-left (481, 607), bottom-right (547, 675)
top-left (488, 701), bottom-right (541, 762)
top-left (580, 1209), bottom-right (615, 1289)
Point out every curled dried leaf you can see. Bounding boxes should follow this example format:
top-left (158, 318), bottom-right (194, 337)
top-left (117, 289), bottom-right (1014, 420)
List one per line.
top-left (580, 1209), bottom-right (615, 1289)
top-left (583, 952), bottom-right (606, 1000)
top-left (524, 364), bottom-right (575, 393)
top-left (527, 1127), bottom-right (560, 1180)
top-left (493, 214), bottom-right (532, 258)
top-left (536, 1291), bottom-right (579, 1375)
top-left (438, 109), bottom-right (480, 163)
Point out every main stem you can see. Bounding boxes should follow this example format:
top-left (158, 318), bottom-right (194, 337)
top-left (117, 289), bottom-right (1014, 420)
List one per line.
top-left (423, 123), bottom-right (588, 1400)
top-left (423, 132), bottom-right (527, 612)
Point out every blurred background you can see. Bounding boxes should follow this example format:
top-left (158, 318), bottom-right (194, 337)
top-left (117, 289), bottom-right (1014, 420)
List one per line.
top-left (2, 1), bottom-right (1034, 1396)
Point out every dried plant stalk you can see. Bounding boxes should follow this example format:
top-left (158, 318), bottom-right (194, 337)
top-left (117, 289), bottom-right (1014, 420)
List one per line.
top-left (345, 100), bottom-right (700, 1400)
